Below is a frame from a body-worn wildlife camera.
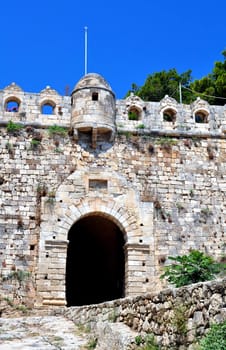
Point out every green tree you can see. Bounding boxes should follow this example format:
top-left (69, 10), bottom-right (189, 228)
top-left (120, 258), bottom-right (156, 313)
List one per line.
top-left (160, 250), bottom-right (225, 287)
top-left (125, 50), bottom-right (226, 105)
top-left (126, 69), bottom-right (193, 103)
top-left (190, 50), bottom-right (226, 105)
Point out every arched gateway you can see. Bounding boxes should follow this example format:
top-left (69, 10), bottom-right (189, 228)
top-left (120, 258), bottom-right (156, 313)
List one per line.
top-left (36, 168), bottom-right (153, 307)
top-left (66, 214), bottom-right (125, 306)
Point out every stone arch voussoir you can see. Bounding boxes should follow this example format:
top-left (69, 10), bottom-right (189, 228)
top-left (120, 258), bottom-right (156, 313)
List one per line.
top-left (53, 197), bottom-right (140, 242)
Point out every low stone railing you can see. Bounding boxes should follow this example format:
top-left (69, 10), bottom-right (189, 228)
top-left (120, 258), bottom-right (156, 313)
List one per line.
top-left (63, 278), bottom-right (226, 349)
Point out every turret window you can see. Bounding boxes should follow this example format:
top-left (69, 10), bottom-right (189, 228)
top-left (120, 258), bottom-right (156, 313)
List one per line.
top-left (92, 92), bottom-right (98, 101)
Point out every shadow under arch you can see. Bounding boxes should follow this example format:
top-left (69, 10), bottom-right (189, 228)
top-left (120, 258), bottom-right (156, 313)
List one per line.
top-left (66, 213), bottom-right (126, 306)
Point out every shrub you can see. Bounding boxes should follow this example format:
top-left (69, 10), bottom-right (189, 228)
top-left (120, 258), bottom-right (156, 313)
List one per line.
top-left (4, 297), bottom-right (14, 307)
top-left (160, 250), bottom-right (225, 287)
top-left (37, 183), bottom-right (48, 197)
top-left (48, 125), bottom-right (67, 137)
top-left (54, 147), bottom-right (63, 153)
top-left (136, 124), bottom-right (145, 129)
top-left (156, 137), bottom-right (177, 152)
top-left (144, 334), bottom-right (159, 350)
top-left (108, 308), bottom-right (118, 322)
top-left (157, 137), bottom-right (177, 147)
top-left (135, 335), bottom-right (143, 346)
top-left (6, 270), bottom-right (31, 283)
top-left (172, 305), bottom-right (188, 334)
top-left (30, 139), bottom-right (41, 149)
top-left (15, 304), bottom-right (29, 314)
top-left (136, 334), bottom-right (160, 350)
top-left (86, 337), bottom-right (98, 349)
top-left (199, 321), bottom-right (226, 350)
top-left (32, 131), bottom-right (43, 142)
top-left (6, 120), bottom-right (23, 134)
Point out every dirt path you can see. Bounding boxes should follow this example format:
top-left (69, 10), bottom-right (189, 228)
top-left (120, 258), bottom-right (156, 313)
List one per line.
top-left (0, 315), bottom-right (90, 349)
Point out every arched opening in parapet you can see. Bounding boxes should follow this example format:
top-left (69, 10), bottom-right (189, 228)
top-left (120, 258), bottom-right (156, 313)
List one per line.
top-left (66, 214), bottom-right (125, 306)
top-left (5, 98), bottom-right (20, 112)
top-left (162, 107), bottom-right (177, 123)
top-left (194, 109), bottom-right (209, 123)
top-left (128, 106), bottom-right (141, 120)
top-left (41, 101), bottom-right (56, 115)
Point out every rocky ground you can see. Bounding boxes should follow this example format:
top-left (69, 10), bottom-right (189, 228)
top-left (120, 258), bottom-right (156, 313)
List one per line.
top-left (0, 315), bottom-right (92, 350)
top-left (0, 311), bottom-right (137, 350)
top-left (0, 295), bottom-right (138, 350)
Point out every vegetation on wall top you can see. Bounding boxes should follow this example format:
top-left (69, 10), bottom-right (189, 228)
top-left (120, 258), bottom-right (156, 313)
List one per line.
top-left (48, 124), bottom-right (67, 137)
top-left (6, 120), bottom-right (23, 134)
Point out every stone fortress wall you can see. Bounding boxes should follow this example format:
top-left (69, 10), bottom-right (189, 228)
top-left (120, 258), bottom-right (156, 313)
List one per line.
top-left (0, 74), bottom-right (225, 307)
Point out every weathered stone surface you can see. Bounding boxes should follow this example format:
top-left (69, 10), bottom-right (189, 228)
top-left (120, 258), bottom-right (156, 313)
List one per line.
top-left (0, 316), bottom-right (88, 349)
top-left (0, 74), bottom-right (225, 310)
top-left (94, 322), bottom-right (137, 350)
top-left (63, 278), bottom-right (226, 349)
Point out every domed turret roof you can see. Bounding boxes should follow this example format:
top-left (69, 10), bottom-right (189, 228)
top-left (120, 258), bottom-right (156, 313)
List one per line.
top-left (72, 73), bottom-right (114, 94)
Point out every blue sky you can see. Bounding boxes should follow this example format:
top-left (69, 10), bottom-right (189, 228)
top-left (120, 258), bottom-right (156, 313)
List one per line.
top-left (0, 0), bottom-right (225, 99)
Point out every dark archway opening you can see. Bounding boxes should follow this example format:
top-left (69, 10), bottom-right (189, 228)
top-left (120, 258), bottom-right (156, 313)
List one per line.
top-left (66, 215), bottom-right (125, 306)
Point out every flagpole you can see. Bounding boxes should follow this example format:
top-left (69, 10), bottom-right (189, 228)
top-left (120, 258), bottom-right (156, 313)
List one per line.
top-left (84, 26), bottom-right (88, 75)
top-left (179, 82), bottom-right (182, 104)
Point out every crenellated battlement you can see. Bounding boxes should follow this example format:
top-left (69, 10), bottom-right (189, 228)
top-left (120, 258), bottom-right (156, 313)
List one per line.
top-left (0, 82), bottom-right (71, 127)
top-left (0, 81), bottom-right (225, 138)
top-left (117, 94), bottom-right (226, 137)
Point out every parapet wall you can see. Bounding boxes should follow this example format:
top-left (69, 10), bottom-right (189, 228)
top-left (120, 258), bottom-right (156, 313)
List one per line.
top-left (116, 94), bottom-right (226, 137)
top-left (64, 278), bottom-right (226, 349)
top-left (0, 83), bottom-right (225, 136)
top-left (0, 83), bottom-right (71, 127)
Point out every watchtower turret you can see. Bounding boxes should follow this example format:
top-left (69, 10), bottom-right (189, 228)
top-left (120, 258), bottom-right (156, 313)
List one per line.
top-left (71, 73), bottom-right (116, 147)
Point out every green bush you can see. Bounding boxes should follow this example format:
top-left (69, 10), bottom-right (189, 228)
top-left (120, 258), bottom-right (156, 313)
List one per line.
top-left (48, 125), bottom-right (67, 137)
top-left (30, 139), bottom-right (41, 149)
top-left (143, 334), bottom-right (159, 350)
top-left (135, 335), bottom-right (143, 346)
top-left (199, 321), bottom-right (226, 350)
top-left (15, 304), bottom-right (29, 314)
top-left (86, 337), bottom-right (98, 349)
top-left (156, 137), bottom-right (177, 153)
top-left (6, 120), bottom-right (23, 134)
top-left (136, 124), bottom-right (145, 129)
top-left (172, 305), bottom-right (188, 334)
top-left (160, 250), bottom-right (225, 287)
top-left (136, 334), bottom-right (160, 350)
top-left (6, 270), bottom-right (31, 282)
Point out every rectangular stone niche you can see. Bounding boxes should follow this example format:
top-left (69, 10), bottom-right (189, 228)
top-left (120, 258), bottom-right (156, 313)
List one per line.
top-left (89, 179), bottom-right (108, 190)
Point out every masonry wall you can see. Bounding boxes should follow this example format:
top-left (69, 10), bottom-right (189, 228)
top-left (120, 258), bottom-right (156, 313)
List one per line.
top-left (0, 80), bottom-right (225, 306)
top-left (0, 126), bottom-right (225, 303)
top-left (63, 278), bottom-right (226, 349)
